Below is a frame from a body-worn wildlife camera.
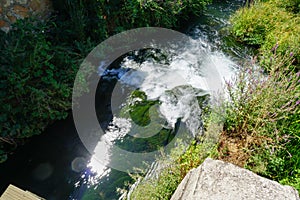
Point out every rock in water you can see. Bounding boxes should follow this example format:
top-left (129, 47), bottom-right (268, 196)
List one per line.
top-left (171, 158), bottom-right (300, 200)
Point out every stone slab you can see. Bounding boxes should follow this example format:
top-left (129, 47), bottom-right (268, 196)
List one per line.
top-left (171, 158), bottom-right (300, 200)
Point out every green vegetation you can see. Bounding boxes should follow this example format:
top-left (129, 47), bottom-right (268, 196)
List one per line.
top-left (226, 0), bottom-right (300, 190)
top-left (0, 17), bottom-right (80, 161)
top-left (219, 55), bottom-right (300, 191)
top-left (129, 138), bottom-right (217, 200)
top-left (230, 0), bottom-right (300, 67)
top-left (0, 0), bottom-right (212, 162)
top-left (117, 90), bottom-right (175, 152)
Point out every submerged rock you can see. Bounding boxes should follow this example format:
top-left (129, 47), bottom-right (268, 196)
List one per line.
top-left (171, 158), bottom-right (300, 200)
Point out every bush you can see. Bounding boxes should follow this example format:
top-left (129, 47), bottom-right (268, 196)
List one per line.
top-left (219, 55), bottom-right (300, 191)
top-left (229, 4), bottom-right (300, 189)
top-left (0, 17), bottom-right (87, 161)
top-left (260, 17), bottom-right (300, 65)
top-left (230, 3), bottom-right (290, 46)
top-left (272, 0), bottom-right (300, 14)
top-left (230, 0), bottom-right (300, 67)
top-left (99, 0), bottom-right (212, 33)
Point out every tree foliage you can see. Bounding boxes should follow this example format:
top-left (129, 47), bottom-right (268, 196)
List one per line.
top-left (0, 0), bottom-right (212, 162)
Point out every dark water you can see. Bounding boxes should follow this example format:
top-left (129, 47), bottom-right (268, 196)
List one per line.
top-left (0, 1), bottom-right (248, 199)
top-left (0, 115), bottom-right (89, 200)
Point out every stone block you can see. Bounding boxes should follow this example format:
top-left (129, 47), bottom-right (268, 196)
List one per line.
top-left (171, 158), bottom-right (300, 200)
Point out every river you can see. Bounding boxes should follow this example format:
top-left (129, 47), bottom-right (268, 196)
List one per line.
top-left (0, 0), bottom-right (251, 199)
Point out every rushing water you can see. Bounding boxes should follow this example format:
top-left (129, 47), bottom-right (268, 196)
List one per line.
top-left (0, 1), bottom-right (250, 199)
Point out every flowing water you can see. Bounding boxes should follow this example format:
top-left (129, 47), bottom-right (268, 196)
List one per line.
top-left (0, 0), bottom-right (252, 199)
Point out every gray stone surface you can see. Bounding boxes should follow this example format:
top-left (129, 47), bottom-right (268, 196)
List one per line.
top-left (171, 158), bottom-right (300, 200)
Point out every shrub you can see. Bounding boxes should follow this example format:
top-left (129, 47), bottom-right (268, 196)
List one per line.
top-left (260, 17), bottom-right (300, 65)
top-left (272, 0), bottom-right (300, 14)
top-left (230, 0), bottom-right (300, 67)
top-left (219, 55), bottom-right (300, 191)
top-left (0, 17), bottom-right (86, 161)
top-left (101, 0), bottom-right (212, 33)
top-left (229, 3), bottom-right (300, 188)
top-left (230, 2), bottom-right (291, 46)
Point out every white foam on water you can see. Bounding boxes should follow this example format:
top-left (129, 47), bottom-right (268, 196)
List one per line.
top-left (89, 31), bottom-right (238, 177)
top-left (115, 37), bottom-right (237, 135)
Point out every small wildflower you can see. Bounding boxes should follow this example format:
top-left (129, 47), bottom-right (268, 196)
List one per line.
top-left (271, 43), bottom-right (279, 52)
top-left (225, 80), bottom-right (232, 87)
top-left (246, 68), bottom-right (252, 74)
top-left (251, 56), bottom-right (257, 65)
top-left (290, 52), bottom-right (294, 57)
top-left (296, 100), bottom-right (300, 106)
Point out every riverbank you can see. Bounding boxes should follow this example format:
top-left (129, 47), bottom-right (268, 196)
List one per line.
top-left (127, 1), bottom-right (300, 199)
